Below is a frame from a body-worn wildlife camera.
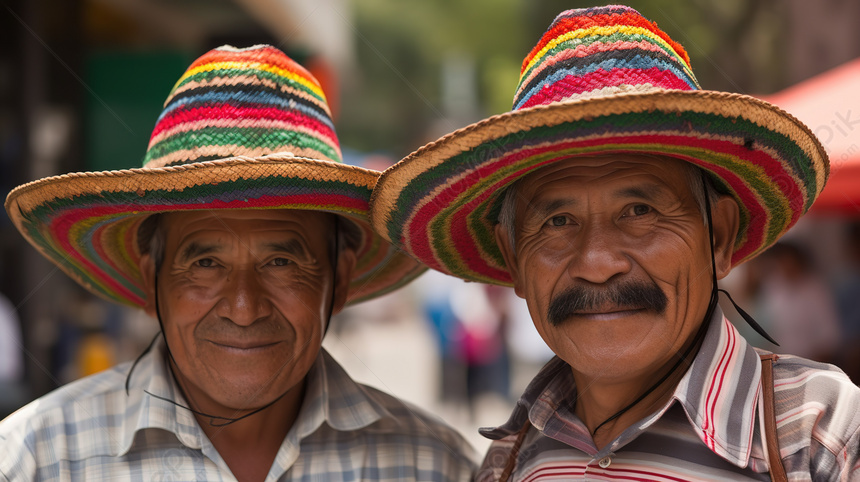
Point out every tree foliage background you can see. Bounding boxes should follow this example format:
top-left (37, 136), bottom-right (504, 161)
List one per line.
top-left (338, 0), bottom-right (859, 158)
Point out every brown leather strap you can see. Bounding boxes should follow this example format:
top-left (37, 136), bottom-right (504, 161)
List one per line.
top-left (500, 418), bottom-right (531, 482)
top-left (759, 353), bottom-right (788, 482)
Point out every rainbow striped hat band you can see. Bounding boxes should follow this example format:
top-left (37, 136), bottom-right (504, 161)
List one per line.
top-left (371, 5), bottom-right (829, 286)
top-left (6, 45), bottom-right (424, 306)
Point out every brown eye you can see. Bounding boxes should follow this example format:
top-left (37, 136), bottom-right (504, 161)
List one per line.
top-left (196, 258), bottom-right (215, 268)
top-left (270, 258), bottom-right (292, 267)
top-left (550, 215), bottom-right (568, 226)
top-left (630, 204), bottom-right (652, 216)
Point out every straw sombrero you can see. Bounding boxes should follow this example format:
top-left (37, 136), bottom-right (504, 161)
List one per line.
top-left (371, 5), bottom-right (829, 286)
top-left (5, 45), bottom-right (424, 307)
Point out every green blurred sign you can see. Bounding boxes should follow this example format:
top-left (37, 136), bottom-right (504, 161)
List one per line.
top-left (85, 51), bottom-right (191, 171)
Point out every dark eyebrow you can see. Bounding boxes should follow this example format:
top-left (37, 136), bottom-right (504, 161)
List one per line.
top-left (616, 184), bottom-right (668, 202)
top-left (180, 242), bottom-right (220, 262)
top-left (265, 239), bottom-right (309, 258)
top-left (523, 183), bottom-right (670, 221)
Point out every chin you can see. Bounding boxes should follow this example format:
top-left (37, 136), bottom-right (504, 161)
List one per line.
top-left (556, 333), bottom-right (665, 377)
top-left (211, 378), bottom-right (295, 410)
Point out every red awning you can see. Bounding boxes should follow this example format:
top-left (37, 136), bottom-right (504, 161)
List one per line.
top-left (760, 58), bottom-right (860, 216)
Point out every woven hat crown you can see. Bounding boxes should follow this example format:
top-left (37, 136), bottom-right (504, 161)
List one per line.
top-left (143, 44), bottom-right (341, 168)
top-left (370, 5), bottom-right (829, 288)
top-left (514, 5), bottom-right (700, 110)
top-left (4, 44), bottom-right (427, 308)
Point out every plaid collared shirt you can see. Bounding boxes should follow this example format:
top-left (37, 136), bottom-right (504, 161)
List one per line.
top-left (477, 307), bottom-right (860, 481)
top-left (0, 340), bottom-right (476, 481)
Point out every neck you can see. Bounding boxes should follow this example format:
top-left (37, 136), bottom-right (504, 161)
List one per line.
top-left (168, 357), bottom-right (306, 481)
top-left (572, 356), bottom-right (690, 449)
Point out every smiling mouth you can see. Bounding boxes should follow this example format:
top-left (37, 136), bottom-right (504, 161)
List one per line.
top-left (571, 308), bottom-right (645, 319)
top-left (209, 340), bottom-right (282, 351)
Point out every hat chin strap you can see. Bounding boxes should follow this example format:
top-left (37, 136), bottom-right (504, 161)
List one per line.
top-left (124, 226), bottom-right (340, 427)
top-left (701, 173), bottom-right (780, 347)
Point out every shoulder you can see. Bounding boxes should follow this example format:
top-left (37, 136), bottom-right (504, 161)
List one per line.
top-left (367, 384), bottom-right (471, 441)
top-left (344, 383), bottom-right (478, 479)
top-left (0, 364), bottom-right (131, 477)
top-left (308, 352), bottom-right (478, 480)
top-left (364, 384), bottom-right (477, 453)
top-left (316, 350), bottom-right (477, 457)
top-left (767, 354), bottom-right (860, 478)
top-left (770, 353), bottom-right (860, 418)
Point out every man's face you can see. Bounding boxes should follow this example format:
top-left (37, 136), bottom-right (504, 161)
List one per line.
top-left (141, 209), bottom-right (353, 412)
top-left (496, 155), bottom-right (737, 383)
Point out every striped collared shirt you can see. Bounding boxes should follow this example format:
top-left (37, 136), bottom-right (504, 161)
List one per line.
top-left (476, 307), bottom-right (860, 481)
top-left (0, 340), bottom-right (476, 481)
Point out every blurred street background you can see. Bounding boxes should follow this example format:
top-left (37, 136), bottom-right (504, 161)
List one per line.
top-left (2, 0), bottom-right (860, 452)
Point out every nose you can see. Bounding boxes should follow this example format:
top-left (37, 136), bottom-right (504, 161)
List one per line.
top-left (217, 267), bottom-right (272, 326)
top-left (566, 222), bottom-right (632, 284)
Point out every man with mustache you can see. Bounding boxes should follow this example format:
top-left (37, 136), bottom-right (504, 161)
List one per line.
top-left (371, 6), bottom-right (860, 481)
top-left (1, 45), bottom-right (476, 481)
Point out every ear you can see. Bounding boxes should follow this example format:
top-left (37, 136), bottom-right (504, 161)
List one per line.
top-left (710, 195), bottom-right (740, 280)
top-left (330, 247), bottom-right (357, 315)
top-left (494, 224), bottom-right (525, 298)
top-left (139, 254), bottom-right (158, 318)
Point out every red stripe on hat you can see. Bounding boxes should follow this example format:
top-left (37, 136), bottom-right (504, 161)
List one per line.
top-left (518, 39), bottom-right (674, 93)
top-left (122, 218), bottom-right (142, 271)
top-left (188, 47), bottom-right (318, 85)
top-left (49, 193), bottom-right (368, 304)
top-left (90, 221), bottom-right (130, 294)
top-left (524, 11), bottom-right (690, 73)
top-left (406, 134), bottom-right (795, 280)
top-left (520, 68), bottom-right (694, 109)
top-left (151, 105), bottom-right (337, 143)
top-left (51, 212), bottom-right (145, 305)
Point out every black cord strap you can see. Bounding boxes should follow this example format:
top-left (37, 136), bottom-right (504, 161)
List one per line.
top-left (718, 288), bottom-right (779, 345)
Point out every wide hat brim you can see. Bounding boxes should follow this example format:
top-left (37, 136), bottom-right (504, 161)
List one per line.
top-left (371, 90), bottom-right (829, 286)
top-left (7, 153), bottom-right (425, 307)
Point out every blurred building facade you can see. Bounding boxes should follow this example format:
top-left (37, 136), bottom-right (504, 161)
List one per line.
top-left (0, 0), bottom-right (353, 400)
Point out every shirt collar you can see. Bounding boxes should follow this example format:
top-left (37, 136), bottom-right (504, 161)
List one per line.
top-left (270, 348), bottom-right (397, 477)
top-left (291, 348), bottom-right (394, 438)
top-left (480, 306), bottom-right (762, 468)
top-left (117, 337), bottom-right (205, 455)
top-left (672, 307), bottom-right (762, 467)
top-left (118, 339), bottom-right (396, 458)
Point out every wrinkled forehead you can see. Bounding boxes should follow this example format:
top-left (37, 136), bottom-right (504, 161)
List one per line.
top-left (516, 154), bottom-right (696, 200)
top-left (159, 209), bottom-right (336, 248)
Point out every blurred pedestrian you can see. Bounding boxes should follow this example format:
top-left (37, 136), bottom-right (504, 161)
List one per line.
top-left (836, 222), bottom-right (860, 381)
top-left (755, 242), bottom-right (841, 362)
top-left (418, 269), bottom-right (469, 405)
top-left (0, 292), bottom-right (27, 418)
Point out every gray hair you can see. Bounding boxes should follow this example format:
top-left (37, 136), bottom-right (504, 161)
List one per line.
top-left (137, 214), bottom-right (165, 272)
top-left (497, 162), bottom-right (721, 253)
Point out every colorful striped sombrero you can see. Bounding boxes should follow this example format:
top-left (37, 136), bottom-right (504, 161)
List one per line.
top-left (371, 5), bottom-right (829, 286)
top-left (5, 45), bottom-right (424, 307)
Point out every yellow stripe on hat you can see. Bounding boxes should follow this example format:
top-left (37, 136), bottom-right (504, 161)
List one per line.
top-left (177, 61), bottom-right (326, 100)
top-left (520, 25), bottom-right (691, 83)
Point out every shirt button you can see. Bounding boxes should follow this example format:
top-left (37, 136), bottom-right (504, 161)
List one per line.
top-left (598, 456), bottom-right (612, 468)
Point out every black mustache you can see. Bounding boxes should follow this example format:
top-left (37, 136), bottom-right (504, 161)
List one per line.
top-left (547, 280), bottom-right (668, 326)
